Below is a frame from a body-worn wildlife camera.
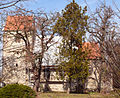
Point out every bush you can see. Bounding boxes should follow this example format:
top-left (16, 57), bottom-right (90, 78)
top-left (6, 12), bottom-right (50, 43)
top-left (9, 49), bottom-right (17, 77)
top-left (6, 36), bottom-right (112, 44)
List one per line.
top-left (0, 84), bottom-right (36, 98)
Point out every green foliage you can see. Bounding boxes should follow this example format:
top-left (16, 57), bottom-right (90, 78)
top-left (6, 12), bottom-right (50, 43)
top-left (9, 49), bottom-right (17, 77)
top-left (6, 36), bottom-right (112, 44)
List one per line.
top-left (54, 0), bottom-right (89, 83)
top-left (0, 84), bottom-right (36, 98)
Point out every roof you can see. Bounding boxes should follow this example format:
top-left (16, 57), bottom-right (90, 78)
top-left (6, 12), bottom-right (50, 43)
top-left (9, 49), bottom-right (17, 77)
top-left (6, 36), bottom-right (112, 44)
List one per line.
top-left (83, 42), bottom-right (101, 59)
top-left (4, 16), bottom-right (34, 31)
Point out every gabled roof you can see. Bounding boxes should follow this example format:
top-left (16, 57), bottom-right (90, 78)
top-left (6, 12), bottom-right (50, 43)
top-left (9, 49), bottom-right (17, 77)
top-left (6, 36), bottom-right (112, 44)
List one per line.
top-left (4, 16), bottom-right (34, 31)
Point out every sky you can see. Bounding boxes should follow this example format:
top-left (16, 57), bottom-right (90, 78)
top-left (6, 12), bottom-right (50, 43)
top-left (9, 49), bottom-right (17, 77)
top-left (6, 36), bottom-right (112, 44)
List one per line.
top-left (20, 0), bottom-right (120, 36)
top-left (20, 0), bottom-right (120, 14)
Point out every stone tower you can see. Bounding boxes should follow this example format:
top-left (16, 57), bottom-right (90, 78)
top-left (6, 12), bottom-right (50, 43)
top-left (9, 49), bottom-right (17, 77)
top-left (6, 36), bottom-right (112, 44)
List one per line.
top-left (2, 16), bottom-right (35, 86)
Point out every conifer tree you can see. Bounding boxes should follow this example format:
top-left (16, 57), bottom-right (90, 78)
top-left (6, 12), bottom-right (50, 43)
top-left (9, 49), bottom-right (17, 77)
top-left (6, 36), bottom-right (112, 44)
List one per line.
top-left (54, 0), bottom-right (89, 93)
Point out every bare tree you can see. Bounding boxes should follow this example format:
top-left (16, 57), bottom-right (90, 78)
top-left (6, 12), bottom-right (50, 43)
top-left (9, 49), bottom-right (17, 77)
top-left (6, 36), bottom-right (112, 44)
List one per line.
top-left (33, 11), bottom-right (58, 92)
top-left (112, 0), bottom-right (120, 19)
top-left (104, 36), bottom-right (120, 95)
top-left (88, 4), bottom-right (120, 93)
top-left (2, 7), bottom-right (59, 92)
top-left (0, 0), bottom-right (27, 9)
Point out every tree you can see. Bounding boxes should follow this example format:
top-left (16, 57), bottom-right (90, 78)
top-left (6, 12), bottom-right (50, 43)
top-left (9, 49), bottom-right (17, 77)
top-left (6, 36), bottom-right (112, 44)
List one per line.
top-left (54, 0), bottom-right (89, 93)
top-left (0, 0), bottom-right (26, 9)
top-left (33, 11), bottom-right (58, 92)
top-left (112, 0), bottom-right (120, 19)
top-left (2, 7), bottom-right (58, 92)
top-left (88, 4), bottom-right (120, 93)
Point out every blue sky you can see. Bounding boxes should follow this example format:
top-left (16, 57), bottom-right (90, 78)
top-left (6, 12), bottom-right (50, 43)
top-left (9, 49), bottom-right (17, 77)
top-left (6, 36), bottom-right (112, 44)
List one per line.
top-left (21, 0), bottom-right (120, 14)
top-left (12, 0), bottom-right (119, 40)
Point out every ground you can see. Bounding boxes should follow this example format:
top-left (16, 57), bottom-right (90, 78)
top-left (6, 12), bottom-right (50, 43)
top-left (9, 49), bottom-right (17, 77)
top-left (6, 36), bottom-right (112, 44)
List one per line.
top-left (36, 92), bottom-right (117, 98)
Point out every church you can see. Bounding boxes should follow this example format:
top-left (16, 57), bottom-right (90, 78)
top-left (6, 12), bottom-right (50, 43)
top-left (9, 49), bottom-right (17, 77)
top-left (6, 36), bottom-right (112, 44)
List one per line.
top-left (2, 15), bottom-right (113, 92)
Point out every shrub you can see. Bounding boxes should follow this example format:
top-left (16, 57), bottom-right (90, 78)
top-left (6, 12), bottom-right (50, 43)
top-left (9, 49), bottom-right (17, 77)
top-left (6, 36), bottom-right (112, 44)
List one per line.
top-left (0, 84), bottom-right (36, 98)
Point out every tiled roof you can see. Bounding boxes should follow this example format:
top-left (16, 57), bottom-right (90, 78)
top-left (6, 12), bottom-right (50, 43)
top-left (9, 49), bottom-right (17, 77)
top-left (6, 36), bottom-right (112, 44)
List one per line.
top-left (4, 16), bottom-right (34, 31)
top-left (83, 42), bottom-right (101, 59)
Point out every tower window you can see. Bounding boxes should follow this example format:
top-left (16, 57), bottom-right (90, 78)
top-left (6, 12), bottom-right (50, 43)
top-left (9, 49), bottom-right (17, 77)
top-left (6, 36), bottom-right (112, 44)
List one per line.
top-left (16, 63), bottom-right (18, 67)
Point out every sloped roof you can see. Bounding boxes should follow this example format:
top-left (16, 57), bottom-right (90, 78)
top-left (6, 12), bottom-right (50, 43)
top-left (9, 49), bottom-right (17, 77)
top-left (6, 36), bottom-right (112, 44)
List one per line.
top-left (4, 16), bottom-right (34, 31)
top-left (83, 42), bottom-right (101, 59)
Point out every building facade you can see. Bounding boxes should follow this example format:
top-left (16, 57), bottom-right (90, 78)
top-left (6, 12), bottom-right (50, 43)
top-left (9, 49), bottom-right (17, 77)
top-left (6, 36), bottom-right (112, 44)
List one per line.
top-left (2, 16), bottom-right (113, 92)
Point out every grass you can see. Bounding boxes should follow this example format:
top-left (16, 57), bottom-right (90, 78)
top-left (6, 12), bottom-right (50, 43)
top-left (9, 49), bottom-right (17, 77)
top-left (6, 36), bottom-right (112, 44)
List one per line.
top-left (36, 92), bottom-right (117, 98)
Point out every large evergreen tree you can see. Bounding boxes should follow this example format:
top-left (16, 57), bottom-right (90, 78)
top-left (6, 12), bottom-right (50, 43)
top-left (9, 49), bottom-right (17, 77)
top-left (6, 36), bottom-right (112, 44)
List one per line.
top-left (54, 0), bottom-right (89, 93)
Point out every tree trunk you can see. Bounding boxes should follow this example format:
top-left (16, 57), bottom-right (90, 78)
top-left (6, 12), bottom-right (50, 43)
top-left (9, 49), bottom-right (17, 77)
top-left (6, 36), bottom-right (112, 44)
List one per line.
top-left (44, 80), bottom-right (50, 92)
top-left (67, 78), bottom-right (71, 94)
top-left (76, 78), bottom-right (84, 93)
top-left (33, 58), bottom-right (42, 92)
top-left (98, 72), bottom-right (102, 93)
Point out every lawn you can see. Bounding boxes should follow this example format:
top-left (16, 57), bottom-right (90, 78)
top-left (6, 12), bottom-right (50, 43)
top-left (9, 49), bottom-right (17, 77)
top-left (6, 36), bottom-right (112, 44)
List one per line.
top-left (36, 92), bottom-right (116, 98)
